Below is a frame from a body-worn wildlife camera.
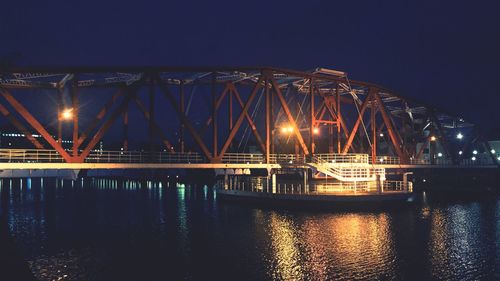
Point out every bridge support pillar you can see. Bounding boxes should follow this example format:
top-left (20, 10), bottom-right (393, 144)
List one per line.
top-left (271, 173), bottom-right (276, 194)
top-left (303, 170), bottom-right (308, 193)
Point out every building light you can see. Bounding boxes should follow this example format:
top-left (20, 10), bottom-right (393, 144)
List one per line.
top-left (491, 149), bottom-right (496, 154)
top-left (458, 151), bottom-right (463, 155)
top-left (456, 132), bottom-right (463, 140)
top-left (471, 156), bottom-right (476, 161)
top-left (472, 150), bottom-right (478, 155)
top-left (430, 136), bottom-right (437, 141)
top-left (437, 152), bottom-right (443, 157)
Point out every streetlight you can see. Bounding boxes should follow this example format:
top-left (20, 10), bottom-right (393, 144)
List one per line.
top-left (60, 108), bottom-right (74, 120)
top-left (280, 125), bottom-right (294, 134)
top-left (456, 132), bottom-right (463, 140)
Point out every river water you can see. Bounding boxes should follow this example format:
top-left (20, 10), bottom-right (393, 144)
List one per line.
top-left (0, 178), bottom-right (499, 281)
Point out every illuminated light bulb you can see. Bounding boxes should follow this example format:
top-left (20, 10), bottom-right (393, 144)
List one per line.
top-left (313, 127), bottom-right (320, 135)
top-left (379, 133), bottom-right (384, 137)
top-left (471, 156), bottom-right (476, 161)
top-left (472, 150), bottom-right (478, 155)
top-left (281, 127), bottom-right (287, 134)
top-left (458, 151), bottom-right (463, 155)
top-left (430, 136), bottom-right (437, 141)
top-left (456, 132), bottom-right (463, 140)
top-left (60, 108), bottom-right (74, 120)
top-left (437, 152), bottom-right (443, 157)
top-left (287, 126), bottom-right (294, 133)
top-left (491, 149), bottom-right (496, 154)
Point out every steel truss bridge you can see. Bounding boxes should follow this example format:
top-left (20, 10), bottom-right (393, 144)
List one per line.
top-left (0, 66), bottom-right (497, 171)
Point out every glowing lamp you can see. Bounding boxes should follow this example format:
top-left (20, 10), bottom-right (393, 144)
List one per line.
top-left (60, 108), bottom-right (74, 120)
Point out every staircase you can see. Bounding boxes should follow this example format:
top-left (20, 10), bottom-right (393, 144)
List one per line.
top-left (308, 155), bottom-right (385, 182)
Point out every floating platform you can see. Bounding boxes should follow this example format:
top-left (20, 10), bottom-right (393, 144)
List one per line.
top-left (216, 188), bottom-right (414, 209)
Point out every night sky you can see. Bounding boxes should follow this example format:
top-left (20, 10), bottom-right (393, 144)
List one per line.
top-left (1, 0), bottom-right (500, 133)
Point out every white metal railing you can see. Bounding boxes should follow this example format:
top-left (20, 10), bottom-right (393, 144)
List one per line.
top-left (310, 155), bottom-right (385, 182)
top-left (221, 153), bottom-right (264, 164)
top-left (0, 148), bottom-right (495, 167)
top-left (316, 153), bottom-right (369, 164)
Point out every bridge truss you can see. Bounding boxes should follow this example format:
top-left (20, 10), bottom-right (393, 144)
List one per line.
top-left (0, 66), bottom-right (497, 166)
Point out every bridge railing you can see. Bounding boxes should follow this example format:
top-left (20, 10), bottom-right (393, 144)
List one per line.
top-left (84, 151), bottom-right (204, 163)
top-left (316, 153), bottom-right (369, 164)
top-left (221, 153), bottom-right (265, 164)
top-left (0, 149), bottom-right (65, 162)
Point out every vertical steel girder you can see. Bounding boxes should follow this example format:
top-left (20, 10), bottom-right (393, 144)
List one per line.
top-left (179, 82), bottom-right (185, 153)
top-left (71, 79), bottom-right (79, 157)
top-left (123, 109), bottom-right (128, 151)
top-left (211, 73), bottom-right (218, 158)
top-left (57, 87), bottom-right (63, 144)
top-left (0, 89), bottom-right (73, 162)
top-left (309, 79), bottom-right (315, 154)
top-left (371, 96), bottom-right (377, 164)
top-left (149, 81), bottom-right (155, 152)
top-left (265, 78), bottom-right (271, 163)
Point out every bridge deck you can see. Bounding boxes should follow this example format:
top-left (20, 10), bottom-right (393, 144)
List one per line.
top-left (0, 149), bottom-right (496, 170)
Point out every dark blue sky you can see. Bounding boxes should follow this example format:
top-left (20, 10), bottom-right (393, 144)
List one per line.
top-left (1, 0), bottom-right (500, 131)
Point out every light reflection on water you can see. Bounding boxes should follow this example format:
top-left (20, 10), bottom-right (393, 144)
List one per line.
top-left (0, 177), bottom-right (499, 281)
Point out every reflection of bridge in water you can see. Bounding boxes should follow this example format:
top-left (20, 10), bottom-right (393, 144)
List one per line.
top-left (0, 67), bottom-right (497, 194)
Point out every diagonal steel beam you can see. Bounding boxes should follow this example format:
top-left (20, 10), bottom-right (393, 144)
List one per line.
top-left (156, 75), bottom-right (212, 160)
top-left (271, 78), bottom-right (309, 155)
top-left (373, 91), bottom-right (409, 162)
top-left (132, 96), bottom-right (174, 151)
top-left (78, 88), bottom-right (136, 162)
top-left (0, 102), bottom-right (44, 149)
top-left (230, 83), bottom-right (266, 154)
top-left (0, 89), bottom-right (72, 162)
top-left (342, 92), bottom-right (372, 154)
top-left (77, 89), bottom-right (123, 147)
top-left (218, 77), bottom-right (264, 159)
top-left (201, 83), bottom-right (231, 135)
